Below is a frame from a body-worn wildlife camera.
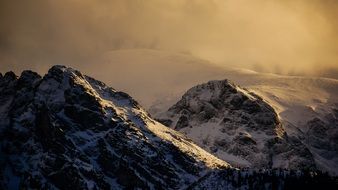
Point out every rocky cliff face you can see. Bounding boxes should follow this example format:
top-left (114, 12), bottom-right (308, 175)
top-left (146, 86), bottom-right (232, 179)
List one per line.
top-left (301, 110), bottom-right (338, 175)
top-left (0, 66), bottom-right (229, 190)
top-left (157, 80), bottom-right (316, 170)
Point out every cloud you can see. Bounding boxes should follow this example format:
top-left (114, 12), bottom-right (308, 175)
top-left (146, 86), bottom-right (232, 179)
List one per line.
top-left (0, 0), bottom-right (337, 78)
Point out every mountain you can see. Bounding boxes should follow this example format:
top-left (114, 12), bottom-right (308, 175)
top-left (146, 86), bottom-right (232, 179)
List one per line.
top-left (219, 70), bottom-right (338, 175)
top-left (156, 80), bottom-right (318, 171)
top-left (90, 49), bottom-right (337, 175)
top-left (77, 49), bottom-right (338, 122)
top-left (0, 66), bottom-right (229, 189)
top-left (85, 49), bottom-right (338, 149)
top-left (1, 66), bottom-right (337, 189)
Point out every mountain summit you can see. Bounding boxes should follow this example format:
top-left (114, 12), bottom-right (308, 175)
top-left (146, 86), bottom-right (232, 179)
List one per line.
top-left (157, 80), bottom-right (317, 170)
top-left (0, 66), bottom-right (228, 189)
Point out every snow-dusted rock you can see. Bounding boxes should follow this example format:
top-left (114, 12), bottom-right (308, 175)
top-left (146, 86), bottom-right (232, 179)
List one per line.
top-left (157, 80), bottom-right (316, 170)
top-left (0, 66), bottom-right (229, 190)
top-left (1, 66), bottom-right (337, 189)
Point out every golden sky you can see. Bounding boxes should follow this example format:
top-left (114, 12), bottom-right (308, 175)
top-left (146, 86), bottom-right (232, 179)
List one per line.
top-left (0, 0), bottom-right (337, 78)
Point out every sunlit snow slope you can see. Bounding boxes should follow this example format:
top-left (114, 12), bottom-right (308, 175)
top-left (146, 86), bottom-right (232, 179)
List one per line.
top-left (86, 49), bottom-right (338, 175)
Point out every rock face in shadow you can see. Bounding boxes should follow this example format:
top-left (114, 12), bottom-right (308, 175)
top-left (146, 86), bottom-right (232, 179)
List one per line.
top-left (304, 113), bottom-right (338, 173)
top-left (0, 66), bottom-right (229, 190)
top-left (157, 80), bottom-right (316, 170)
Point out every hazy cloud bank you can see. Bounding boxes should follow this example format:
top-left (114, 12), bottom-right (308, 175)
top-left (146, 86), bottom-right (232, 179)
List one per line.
top-left (0, 0), bottom-right (337, 78)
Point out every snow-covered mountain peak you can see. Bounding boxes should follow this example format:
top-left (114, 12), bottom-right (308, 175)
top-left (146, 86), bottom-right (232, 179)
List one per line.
top-left (1, 65), bottom-right (337, 189)
top-left (164, 79), bottom-right (281, 132)
top-left (157, 79), bottom-right (316, 169)
top-left (1, 66), bottom-right (230, 189)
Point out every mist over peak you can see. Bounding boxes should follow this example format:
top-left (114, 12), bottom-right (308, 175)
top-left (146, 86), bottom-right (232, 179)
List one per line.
top-left (0, 0), bottom-right (337, 78)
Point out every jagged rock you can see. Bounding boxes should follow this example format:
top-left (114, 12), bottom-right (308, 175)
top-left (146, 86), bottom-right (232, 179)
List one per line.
top-left (0, 66), bottom-right (229, 190)
top-left (175, 115), bottom-right (189, 129)
top-left (17, 70), bottom-right (41, 88)
top-left (157, 79), bottom-right (316, 170)
top-left (3, 71), bottom-right (17, 81)
top-left (305, 113), bottom-right (338, 162)
top-left (0, 66), bottom-right (337, 189)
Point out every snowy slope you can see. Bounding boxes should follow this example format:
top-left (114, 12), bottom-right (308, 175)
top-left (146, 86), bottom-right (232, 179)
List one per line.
top-left (156, 80), bottom-right (316, 170)
top-left (220, 69), bottom-right (338, 175)
top-left (157, 78), bottom-right (338, 175)
top-left (82, 49), bottom-right (338, 175)
top-left (0, 66), bottom-right (229, 189)
top-left (218, 68), bottom-right (338, 130)
top-left (2, 49), bottom-right (335, 177)
top-left (81, 49), bottom-right (338, 127)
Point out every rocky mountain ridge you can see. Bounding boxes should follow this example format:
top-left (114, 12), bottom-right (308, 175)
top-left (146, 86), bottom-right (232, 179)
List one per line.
top-left (0, 66), bottom-right (229, 189)
top-left (0, 66), bottom-right (337, 189)
top-left (157, 80), bottom-right (335, 173)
